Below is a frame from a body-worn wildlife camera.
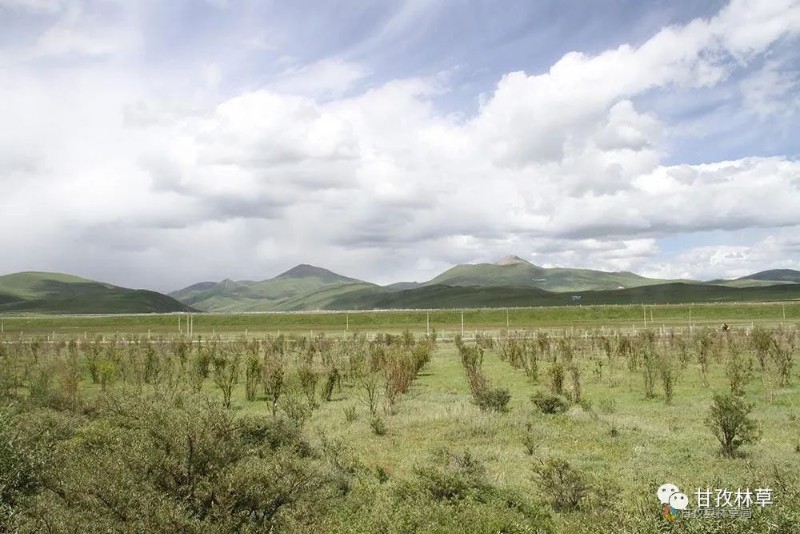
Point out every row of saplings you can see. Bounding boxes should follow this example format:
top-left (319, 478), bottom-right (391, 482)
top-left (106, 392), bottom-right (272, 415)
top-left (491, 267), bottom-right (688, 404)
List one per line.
top-left (449, 328), bottom-right (794, 520)
top-left (0, 331), bottom-right (436, 437)
top-left (1, 331), bottom-right (565, 533)
top-left (492, 327), bottom-right (795, 405)
top-left (461, 328), bottom-right (790, 469)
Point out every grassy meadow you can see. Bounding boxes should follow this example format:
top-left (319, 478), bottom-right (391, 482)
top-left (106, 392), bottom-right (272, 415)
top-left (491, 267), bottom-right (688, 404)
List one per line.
top-left (1, 307), bottom-right (799, 532)
top-left (1, 300), bottom-right (797, 339)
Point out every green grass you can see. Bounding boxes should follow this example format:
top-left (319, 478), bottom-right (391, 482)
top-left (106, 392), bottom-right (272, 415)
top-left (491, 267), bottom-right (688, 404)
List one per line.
top-left (1, 301), bottom-right (798, 340)
top-left (4, 319), bottom-right (799, 531)
top-left (245, 338), bottom-right (798, 531)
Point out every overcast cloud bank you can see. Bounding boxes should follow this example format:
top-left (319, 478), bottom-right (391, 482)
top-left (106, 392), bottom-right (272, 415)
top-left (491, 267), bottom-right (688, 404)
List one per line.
top-left (1, 0), bottom-right (799, 290)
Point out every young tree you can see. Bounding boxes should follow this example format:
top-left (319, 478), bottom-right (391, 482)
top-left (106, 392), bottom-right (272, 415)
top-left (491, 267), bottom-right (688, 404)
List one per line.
top-left (705, 393), bottom-right (760, 458)
top-left (244, 352), bottom-right (261, 402)
top-left (358, 371), bottom-right (381, 416)
top-left (212, 347), bottom-right (240, 409)
top-left (262, 353), bottom-right (285, 416)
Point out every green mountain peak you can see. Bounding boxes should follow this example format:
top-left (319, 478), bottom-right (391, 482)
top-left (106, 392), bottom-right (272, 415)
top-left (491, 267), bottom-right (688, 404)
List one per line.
top-left (495, 255), bottom-right (532, 266)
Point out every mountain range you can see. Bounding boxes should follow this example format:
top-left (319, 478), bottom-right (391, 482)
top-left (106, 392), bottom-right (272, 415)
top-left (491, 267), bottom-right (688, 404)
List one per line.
top-left (1, 258), bottom-right (798, 314)
top-left (170, 256), bottom-right (800, 312)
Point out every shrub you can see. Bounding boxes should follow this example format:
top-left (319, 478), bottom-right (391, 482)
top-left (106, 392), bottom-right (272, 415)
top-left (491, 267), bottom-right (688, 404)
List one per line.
top-left (750, 326), bottom-right (773, 370)
top-left (28, 360), bottom-right (56, 407)
top-left (342, 405), bottom-right (357, 423)
top-left (59, 347), bottom-right (81, 412)
top-left (280, 390), bottom-right (311, 428)
top-left (618, 335), bottom-right (636, 370)
top-left (474, 387), bottom-right (511, 413)
top-left (547, 362), bottom-right (565, 396)
top-left (85, 342), bottom-right (101, 384)
top-left (475, 332), bottom-right (494, 350)
top-left (556, 338), bottom-right (574, 364)
top-left (705, 393), bottom-right (761, 458)
top-left (25, 390), bottom-right (334, 532)
top-left (382, 347), bottom-right (420, 414)
top-left (375, 465), bottom-right (390, 483)
top-left (531, 391), bottom-right (569, 414)
top-left (0, 409), bottom-right (46, 527)
top-left (770, 329), bottom-right (795, 387)
top-left (370, 416), bottom-right (387, 436)
top-left (97, 358), bottom-right (116, 393)
top-left (143, 343), bottom-right (161, 384)
top-left (697, 331), bottom-right (712, 387)
top-left (641, 344), bottom-right (658, 399)
top-left (358, 371), bottom-right (381, 416)
top-left (458, 342), bottom-right (509, 413)
top-left (401, 329), bottom-right (415, 349)
top-left (532, 457), bottom-right (589, 511)
top-left (523, 342), bottom-right (540, 382)
top-left (725, 341), bottom-right (753, 396)
top-left (659, 354), bottom-right (675, 405)
top-left (298, 365), bottom-right (319, 408)
top-left (412, 449), bottom-right (488, 502)
top-left (521, 422), bottom-right (539, 456)
top-left (578, 398), bottom-right (596, 419)
top-left (568, 363), bottom-right (581, 403)
top-left (244, 353), bottom-right (261, 402)
top-left (322, 368), bottom-right (340, 402)
top-left (212, 348), bottom-right (240, 409)
top-left (194, 347), bottom-right (212, 380)
top-left (261, 354), bottom-right (285, 415)
top-left (379, 450), bottom-right (553, 533)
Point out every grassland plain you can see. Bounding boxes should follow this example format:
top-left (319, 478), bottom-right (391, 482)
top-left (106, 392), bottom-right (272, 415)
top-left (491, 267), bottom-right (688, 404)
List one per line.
top-left (1, 320), bottom-right (798, 532)
top-left (301, 340), bottom-right (800, 532)
top-left (1, 301), bottom-right (798, 340)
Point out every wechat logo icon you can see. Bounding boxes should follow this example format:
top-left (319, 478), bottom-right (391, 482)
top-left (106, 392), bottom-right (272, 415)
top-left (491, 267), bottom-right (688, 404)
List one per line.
top-left (658, 483), bottom-right (688, 520)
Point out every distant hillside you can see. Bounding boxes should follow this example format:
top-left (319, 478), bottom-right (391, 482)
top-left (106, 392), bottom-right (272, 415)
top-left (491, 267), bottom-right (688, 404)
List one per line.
top-left (321, 281), bottom-right (800, 310)
top-left (384, 281), bottom-right (423, 291)
top-left (738, 269), bottom-right (800, 283)
top-left (424, 256), bottom-right (673, 292)
top-left (707, 269), bottom-right (800, 288)
top-left (0, 272), bottom-right (192, 314)
top-left (170, 264), bottom-right (376, 312)
top-left (8, 260), bottom-right (798, 314)
top-left (169, 258), bottom-right (800, 312)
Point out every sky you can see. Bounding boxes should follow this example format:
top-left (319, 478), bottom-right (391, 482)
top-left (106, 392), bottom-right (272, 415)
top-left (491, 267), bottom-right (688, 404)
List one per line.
top-left (1, 0), bottom-right (799, 291)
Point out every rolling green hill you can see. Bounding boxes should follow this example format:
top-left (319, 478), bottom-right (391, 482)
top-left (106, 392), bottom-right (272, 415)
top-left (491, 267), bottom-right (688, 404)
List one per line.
top-left (169, 264), bottom-right (377, 312)
top-left (0, 272), bottom-right (192, 314)
top-left (738, 269), bottom-right (800, 283)
top-left (423, 255), bottom-right (674, 292)
top-left (169, 258), bottom-right (800, 312)
top-left (707, 269), bottom-right (800, 288)
top-left (320, 282), bottom-right (800, 310)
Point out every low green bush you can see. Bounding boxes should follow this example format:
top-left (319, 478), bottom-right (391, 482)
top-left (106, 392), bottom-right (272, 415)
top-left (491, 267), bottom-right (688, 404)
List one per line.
top-left (532, 457), bottom-right (589, 511)
top-left (474, 387), bottom-right (511, 413)
top-left (531, 391), bottom-right (570, 414)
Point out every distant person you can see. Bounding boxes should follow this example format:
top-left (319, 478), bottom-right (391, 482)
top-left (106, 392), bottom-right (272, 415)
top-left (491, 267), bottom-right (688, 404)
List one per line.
top-left (721, 323), bottom-right (729, 332)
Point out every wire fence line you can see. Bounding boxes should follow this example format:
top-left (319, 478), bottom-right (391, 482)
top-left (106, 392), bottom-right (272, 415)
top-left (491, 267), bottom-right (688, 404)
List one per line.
top-left (3, 321), bottom-right (794, 346)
